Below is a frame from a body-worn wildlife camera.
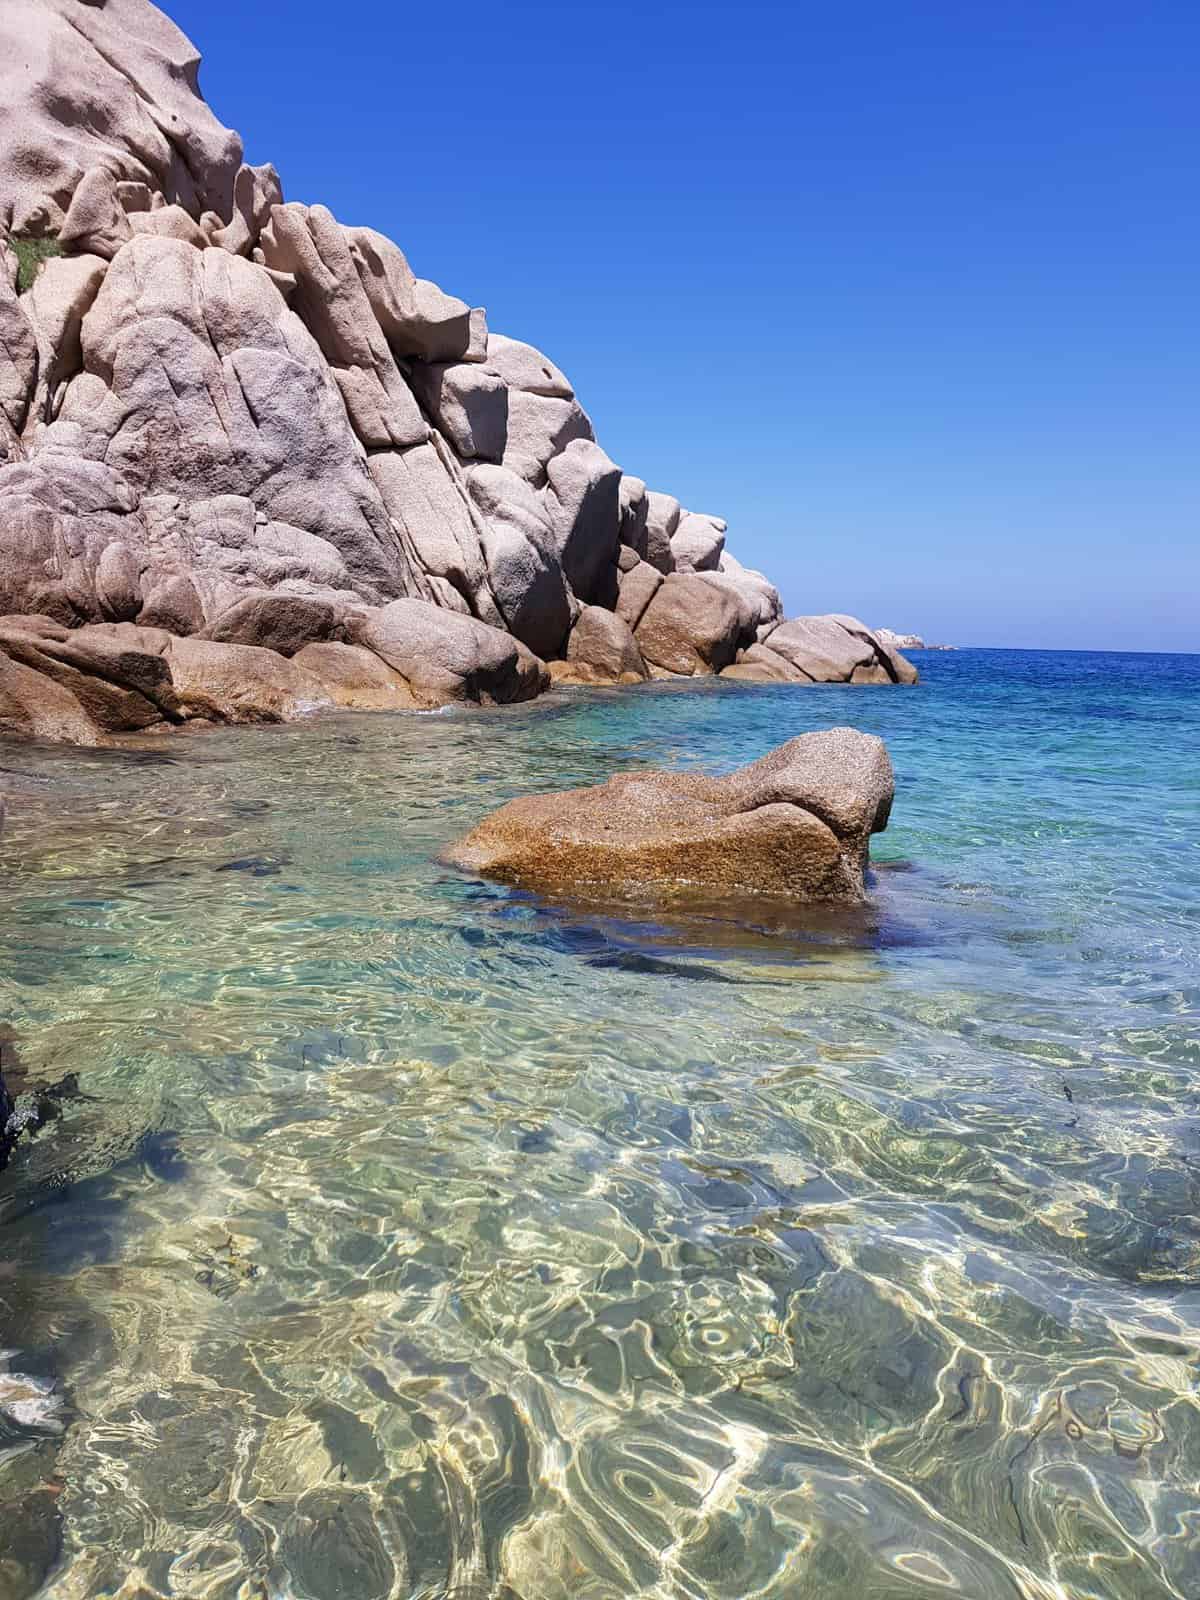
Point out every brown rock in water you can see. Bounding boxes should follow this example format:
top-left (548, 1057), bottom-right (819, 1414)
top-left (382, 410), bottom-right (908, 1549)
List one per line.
top-left (442, 727), bottom-right (894, 904)
top-left (0, 620), bottom-right (168, 731)
top-left (164, 636), bottom-right (331, 724)
top-left (0, 649), bottom-right (108, 744)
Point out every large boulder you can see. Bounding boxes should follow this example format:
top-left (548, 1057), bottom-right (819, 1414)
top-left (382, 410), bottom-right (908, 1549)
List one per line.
top-left (555, 605), bottom-right (647, 685)
top-left (21, 251), bottom-right (108, 419)
top-left (164, 635), bottom-right (332, 723)
top-left (410, 333), bottom-right (593, 483)
top-left (634, 573), bottom-right (748, 675)
top-left (829, 614), bottom-right (920, 684)
top-left (708, 551), bottom-right (782, 631)
top-left (0, 270), bottom-right (37, 453)
top-left (257, 203), bottom-right (428, 450)
top-left (614, 558), bottom-right (664, 631)
top-left (466, 463), bottom-right (571, 659)
top-left (347, 598), bottom-right (547, 707)
top-left (543, 439), bottom-right (621, 608)
top-left (0, 644), bottom-right (109, 744)
top-left (641, 491), bottom-right (680, 574)
top-left (443, 728), bottom-right (894, 904)
top-left (0, 0), bottom-right (244, 235)
top-left (55, 235), bottom-right (422, 603)
top-left (759, 614), bottom-right (917, 684)
top-left (367, 439), bottom-right (495, 619)
top-left (670, 510), bottom-right (725, 573)
top-left (58, 166), bottom-right (133, 259)
top-left (0, 454), bottom-right (147, 623)
top-left (721, 642), bottom-right (813, 683)
top-left (617, 474), bottom-right (649, 559)
top-left (344, 225), bottom-right (481, 364)
top-left (200, 592), bottom-right (338, 656)
top-left (293, 641), bottom-right (417, 710)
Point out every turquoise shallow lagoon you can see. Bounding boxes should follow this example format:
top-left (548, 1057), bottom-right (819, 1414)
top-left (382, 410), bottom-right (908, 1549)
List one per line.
top-left (1, 648), bottom-right (1199, 1599)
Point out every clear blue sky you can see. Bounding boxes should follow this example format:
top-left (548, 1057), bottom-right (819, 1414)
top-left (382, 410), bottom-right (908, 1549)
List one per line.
top-left (172, 0), bottom-right (1198, 651)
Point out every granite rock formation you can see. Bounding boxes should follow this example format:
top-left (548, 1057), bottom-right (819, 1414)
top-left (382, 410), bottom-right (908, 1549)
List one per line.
top-left (443, 728), bottom-right (895, 904)
top-left (0, 0), bottom-right (916, 744)
top-left (876, 628), bottom-right (955, 652)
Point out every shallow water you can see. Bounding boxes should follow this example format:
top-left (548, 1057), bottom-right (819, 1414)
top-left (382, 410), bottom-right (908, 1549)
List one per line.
top-left (1, 649), bottom-right (1198, 1600)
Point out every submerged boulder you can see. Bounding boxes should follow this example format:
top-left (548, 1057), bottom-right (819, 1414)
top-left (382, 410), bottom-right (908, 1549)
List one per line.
top-left (442, 727), bottom-right (894, 904)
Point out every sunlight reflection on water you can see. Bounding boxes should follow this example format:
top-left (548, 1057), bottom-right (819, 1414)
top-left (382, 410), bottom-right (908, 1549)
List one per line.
top-left (1, 651), bottom-right (1199, 1599)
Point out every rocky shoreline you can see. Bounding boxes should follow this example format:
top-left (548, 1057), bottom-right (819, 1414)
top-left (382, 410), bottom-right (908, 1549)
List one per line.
top-left (0, 0), bottom-right (915, 746)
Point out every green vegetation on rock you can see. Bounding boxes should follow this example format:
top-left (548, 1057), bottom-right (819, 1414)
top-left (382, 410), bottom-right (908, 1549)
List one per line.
top-left (11, 234), bottom-right (61, 293)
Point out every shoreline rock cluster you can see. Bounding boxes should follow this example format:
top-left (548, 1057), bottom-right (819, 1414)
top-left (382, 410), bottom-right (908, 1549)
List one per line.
top-left (0, 0), bottom-right (915, 746)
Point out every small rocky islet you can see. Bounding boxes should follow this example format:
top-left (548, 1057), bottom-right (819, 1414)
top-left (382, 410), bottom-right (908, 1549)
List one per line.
top-left (0, 0), bottom-right (917, 750)
top-left (443, 727), bottom-right (894, 906)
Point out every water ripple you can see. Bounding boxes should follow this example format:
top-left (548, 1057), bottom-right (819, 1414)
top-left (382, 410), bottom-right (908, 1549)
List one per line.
top-left (1, 650), bottom-right (1198, 1598)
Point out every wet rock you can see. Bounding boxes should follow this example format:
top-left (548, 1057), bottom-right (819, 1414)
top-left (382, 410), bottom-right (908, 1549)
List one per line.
top-left (279, 1490), bottom-right (395, 1600)
top-left (165, 636), bottom-right (332, 724)
top-left (443, 727), bottom-right (895, 904)
top-left (293, 641), bottom-right (417, 709)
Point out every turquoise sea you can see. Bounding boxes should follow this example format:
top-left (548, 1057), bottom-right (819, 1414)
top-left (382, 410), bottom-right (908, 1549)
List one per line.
top-left (1, 648), bottom-right (1198, 1600)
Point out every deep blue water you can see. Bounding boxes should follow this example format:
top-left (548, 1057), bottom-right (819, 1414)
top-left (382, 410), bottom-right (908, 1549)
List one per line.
top-left (1, 648), bottom-right (1198, 1599)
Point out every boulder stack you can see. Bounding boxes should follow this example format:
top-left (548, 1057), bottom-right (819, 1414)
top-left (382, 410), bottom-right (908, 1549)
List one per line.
top-left (0, 0), bottom-right (916, 743)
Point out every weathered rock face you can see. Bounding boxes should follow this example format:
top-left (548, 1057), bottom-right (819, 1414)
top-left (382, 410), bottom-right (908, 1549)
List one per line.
top-left (722, 614), bottom-right (918, 686)
top-left (443, 728), bottom-right (895, 904)
top-left (0, 602), bottom-right (548, 743)
top-left (0, 0), bottom-right (244, 236)
top-left (0, 0), bottom-right (916, 742)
